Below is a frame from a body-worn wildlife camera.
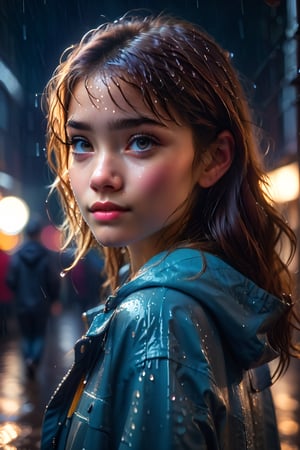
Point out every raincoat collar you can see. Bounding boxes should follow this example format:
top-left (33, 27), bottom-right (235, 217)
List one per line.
top-left (88, 248), bottom-right (288, 370)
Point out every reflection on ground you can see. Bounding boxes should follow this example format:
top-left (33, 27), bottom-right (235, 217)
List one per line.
top-left (271, 356), bottom-right (300, 450)
top-left (0, 308), bottom-right (84, 449)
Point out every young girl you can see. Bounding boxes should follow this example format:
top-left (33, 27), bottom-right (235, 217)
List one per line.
top-left (41, 13), bottom-right (299, 450)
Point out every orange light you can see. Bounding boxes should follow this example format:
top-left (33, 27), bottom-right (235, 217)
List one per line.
top-left (0, 231), bottom-right (21, 252)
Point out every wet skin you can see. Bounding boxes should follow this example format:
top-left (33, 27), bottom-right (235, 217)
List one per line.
top-left (67, 78), bottom-right (203, 272)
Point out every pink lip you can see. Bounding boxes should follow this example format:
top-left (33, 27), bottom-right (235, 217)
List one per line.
top-left (89, 202), bottom-right (129, 222)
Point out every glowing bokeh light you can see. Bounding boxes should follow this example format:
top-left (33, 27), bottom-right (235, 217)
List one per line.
top-left (267, 162), bottom-right (299, 203)
top-left (40, 225), bottom-right (61, 251)
top-left (0, 196), bottom-right (29, 235)
top-left (0, 231), bottom-right (21, 252)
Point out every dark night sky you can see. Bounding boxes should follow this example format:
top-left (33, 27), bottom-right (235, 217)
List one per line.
top-left (1, 0), bottom-right (285, 94)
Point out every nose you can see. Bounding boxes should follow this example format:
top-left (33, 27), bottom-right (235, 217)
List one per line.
top-left (89, 152), bottom-right (123, 192)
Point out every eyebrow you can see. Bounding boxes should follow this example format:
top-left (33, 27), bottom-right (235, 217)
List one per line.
top-left (66, 116), bottom-right (167, 131)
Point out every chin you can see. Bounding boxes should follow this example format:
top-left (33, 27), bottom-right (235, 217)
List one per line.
top-left (93, 235), bottom-right (128, 248)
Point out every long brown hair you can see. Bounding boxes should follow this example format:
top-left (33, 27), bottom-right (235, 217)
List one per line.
top-left (43, 13), bottom-right (299, 377)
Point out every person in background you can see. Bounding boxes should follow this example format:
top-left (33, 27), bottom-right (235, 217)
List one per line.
top-left (6, 215), bottom-right (61, 379)
top-left (41, 13), bottom-right (299, 449)
top-left (0, 248), bottom-right (14, 336)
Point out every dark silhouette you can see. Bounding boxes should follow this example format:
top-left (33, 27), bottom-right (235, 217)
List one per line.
top-left (6, 216), bottom-right (61, 379)
top-left (0, 248), bottom-right (14, 336)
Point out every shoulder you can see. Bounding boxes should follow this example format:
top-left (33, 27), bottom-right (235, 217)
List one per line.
top-left (108, 284), bottom-right (221, 371)
top-left (110, 248), bottom-right (230, 340)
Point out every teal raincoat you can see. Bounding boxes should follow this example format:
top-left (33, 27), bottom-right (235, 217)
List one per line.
top-left (41, 248), bottom-right (286, 449)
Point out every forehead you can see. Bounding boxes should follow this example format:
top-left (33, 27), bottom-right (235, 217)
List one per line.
top-left (69, 75), bottom-right (144, 113)
top-left (67, 73), bottom-right (180, 125)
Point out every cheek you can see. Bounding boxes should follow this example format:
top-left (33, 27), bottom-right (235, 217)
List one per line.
top-left (68, 168), bottom-right (85, 200)
top-left (136, 165), bottom-right (171, 196)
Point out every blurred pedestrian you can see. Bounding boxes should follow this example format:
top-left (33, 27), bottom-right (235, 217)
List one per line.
top-left (0, 248), bottom-right (14, 336)
top-left (6, 215), bottom-right (61, 379)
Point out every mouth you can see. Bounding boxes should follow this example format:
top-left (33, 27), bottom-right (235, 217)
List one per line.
top-left (89, 202), bottom-right (130, 222)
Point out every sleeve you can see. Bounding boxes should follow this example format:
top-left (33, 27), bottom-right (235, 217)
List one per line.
top-left (109, 288), bottom-right (228, 450)
top-left (5, 254), bottom-right (19, 291)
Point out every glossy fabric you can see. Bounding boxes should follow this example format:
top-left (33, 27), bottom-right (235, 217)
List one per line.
top-left (41, 249), bottom-right (286, 449)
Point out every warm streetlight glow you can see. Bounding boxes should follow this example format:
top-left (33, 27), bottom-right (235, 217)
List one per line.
top-left (0, 196), bottom-right (29, 235)
top-left (267, 162), bottom-right (299, 203)
top-left (0, 230), bottom-right (21, 252)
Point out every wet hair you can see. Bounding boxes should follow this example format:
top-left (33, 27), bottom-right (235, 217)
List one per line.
top-left (43, 13), bottom-right (298, 377)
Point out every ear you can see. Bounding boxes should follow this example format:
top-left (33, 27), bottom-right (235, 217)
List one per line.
top-left (197, 130), bottom-right (234, 188)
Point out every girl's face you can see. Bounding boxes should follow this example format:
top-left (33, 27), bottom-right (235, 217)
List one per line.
top-left (67, 76), bottom-right (201, 269)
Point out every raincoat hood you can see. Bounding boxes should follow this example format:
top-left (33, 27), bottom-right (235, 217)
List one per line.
top-left (88, 248), bottom-right (288, 370)
top-left (19, 240), bottom-right (48, 266)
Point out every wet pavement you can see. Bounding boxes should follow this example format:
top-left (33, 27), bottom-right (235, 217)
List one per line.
top-left (0, 307), bottom-right (84, 449)
top-left (0, 307), bottom-right (300, 449)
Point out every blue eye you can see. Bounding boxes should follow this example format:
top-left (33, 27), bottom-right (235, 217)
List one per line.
top-left (69, 137), bottom-right (92, 154)
top-left (129, 135), bottom-right (157, 153)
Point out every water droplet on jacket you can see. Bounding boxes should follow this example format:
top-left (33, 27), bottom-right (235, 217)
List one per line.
top-left (177, 414), bottom-right (184, 423)
top-left (149, 374), bottom-right (154, 381)
top-left (176, 425), bottom-right (186, 435)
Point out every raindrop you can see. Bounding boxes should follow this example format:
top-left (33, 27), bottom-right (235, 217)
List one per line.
top-left (149, 374), bottom-right (155, 381)
top-left (22, 24), bottom-right (27, 40)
